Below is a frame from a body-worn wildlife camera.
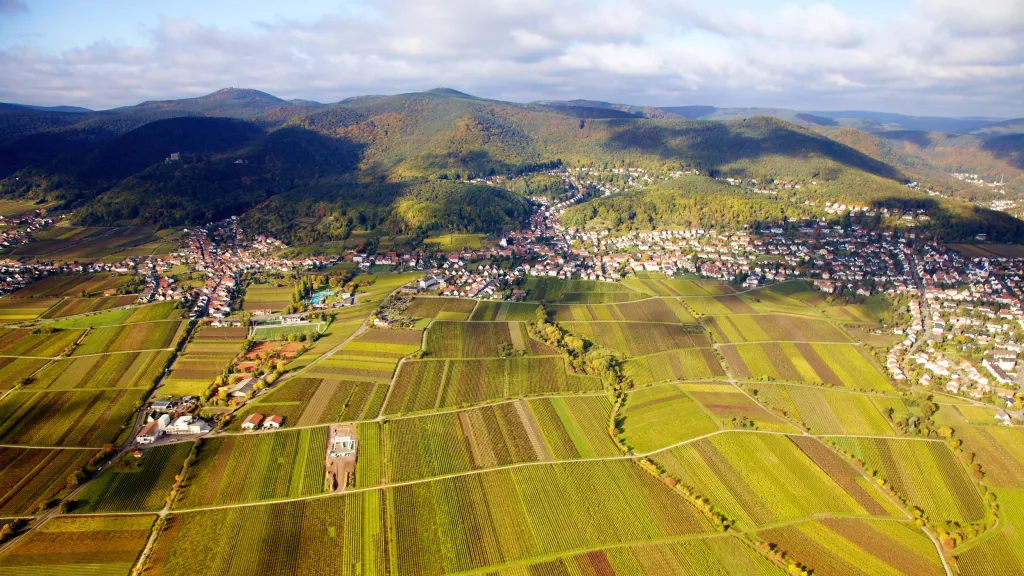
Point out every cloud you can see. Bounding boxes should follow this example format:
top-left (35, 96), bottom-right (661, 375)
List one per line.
top-left (0, 0), bottom-right (27, 14)
top-left (0, 0), bottom-right (1021, 117)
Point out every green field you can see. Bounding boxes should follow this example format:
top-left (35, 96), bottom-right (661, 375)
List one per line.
top-left (424, 321), bottom-right (525, 358)
top-left (422, 233), bottom-right (488, 249)
top-left (305, 328), bottom-right (420, 381)
top-left (622, 347), bottom-right (726, 386)
top-left (0, 327), bottom-right (84, 357)
top-left (705, 313), bottom-right (851, 343)
top-left (405, 297), bottom-right (478, 320)
top-left (28, 350), bottom-right (172, 390)
top-left (680, 382), bottom-right (799, 433)
top-left (522, 277), bottom-right (646, 303)
top-left (9, 273), bottom-right (129, 298)
top-left (242, 282), bottom-right (294, 312)
top-left (562, 321), bottom-right (711, 355)
top-left (0, 388), bottom-right (146, 447)
top-left (175, 428), bottom-right (327, 508)
top-left (45, 301), bottom-right (183, 329)
top-left (160, 326), bottom-right (247, 397)
top-left (748, 383), bottom-right (897, 435)
top-left (72, 321), bottom-right (183, 355)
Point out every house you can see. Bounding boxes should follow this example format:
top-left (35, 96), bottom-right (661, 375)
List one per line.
top-left (263, 415), bottom-right (283, 429)
top-left (165, 415), bottom-right (211, 435)
top-left (136, 420), bottom-right (163, 444)
top-left (996, 410), bottom-right (1013, 426)
top-left (329, 435), bottom-right (357, 457)
top-left (242, 413), bottom-right (263, 430)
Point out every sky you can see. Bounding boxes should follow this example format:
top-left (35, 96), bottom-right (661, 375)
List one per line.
top-left (0, 0), bottom-right (1022, 117)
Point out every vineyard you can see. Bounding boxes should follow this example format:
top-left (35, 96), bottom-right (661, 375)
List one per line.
top-left (522, 277), bottom-right (645, 303)
top-left (38, 295), bottom-right (138, 319)
top-left (0, 298), bottom-right (61, 322)
top-left (73, 321), bottom-right (184, 355)
top-left (404, 297), bottom-right (477, 320)
top-left (562, 321), bottom-right (710, 355)
top-left (622, 348), bottom-right (726, 385)
top-left (955, 426), bottom-right (1024, 488)
top-left (653, 432), bottom-right (889, 528)
top-left (622, 385), bottom-right (719, 453)
top-left (0, 447), bottom-right (97, 516)
top-left (0, 357), bottom-right (48, 389)
top-left (705, 314), bottom-right (851, 343)
top-left (955, 489), bottom-right (1024, 576)
top-left (470, 301), bottom-right (541, 321)
top-left (829, 437), bottom-right (986, 523)
top-left (721, 342), bottom-right (893, 391)
top-left (175, 427), bottom-right (327, 508)
top-left (0, 328), bottom-right (84, 357)
top-left (161, 326), bottom-right (249, 396)
top-left (547, 298), bottom-right (696, 323)
top-left (759, 518), bottom-right (946, 576)
top-left (424, 321), bottom-right (525, 358)
top-left (527, 396), bottom-right (621, 458)
top-left (9, 273), bottom-right (129, 298)
top-left (0, 515), bottom-right (156, 575)
top-left (623, 277), bottom-right (735, 297)
top-left (748, 383), bottom-right (897, 435)
top-left (28, 350), bottom-right (172, 390)
top-left (232, 378), bottom-right (387, 430)
top-left (680, 382), bottom-right (799, 432)
top-left (0, 388), bottom-right (146, 447)
top-left (73, 442), bottom-right (192, 513)
top-left (306, 328), bottom-right (421, 381)
top-left (46, 301), bottom-right (183, 329)
top-left (146, 460), bottom-right (711, 576)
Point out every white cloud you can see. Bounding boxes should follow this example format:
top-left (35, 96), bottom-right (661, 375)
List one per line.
top-left (0, 0), bottom-right (1021, 116)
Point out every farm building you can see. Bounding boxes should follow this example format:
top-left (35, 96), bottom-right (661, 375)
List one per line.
top-left (263, 415), bottom-right (283, 429)
top-left (165, 415), bottom-right (211, 435)
top-left (136, 420), bottom-right (163, 444)
top-left (329, 434), bottom-right (357, 457)
top-left (242, 414), bottom-right (263, 430)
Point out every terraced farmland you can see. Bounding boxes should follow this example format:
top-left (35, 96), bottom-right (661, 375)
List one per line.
top-left (0, 515), bottom-right (156, 575)
top-left (830, 437), bottom-right (986, 523)
top-left (760, 518), bottom-right (946, 576)
top-left (146, 460), bottom-right (711, 576)
top-left (0, 447), bottom-right (97, 516)
top-left (721, 342), bottom-right (893, 391)
top-left (175, 427), bottom-right (328, 508)
top-left (748, 383), bottom-right (897, 435)
top-left (654, 432), bottom-right (897, 528)
top-left (73, 442), bottom-right (192, 513)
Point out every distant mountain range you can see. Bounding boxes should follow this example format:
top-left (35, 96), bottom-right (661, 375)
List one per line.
top-left (0, 87), bottom-right (1021, 243)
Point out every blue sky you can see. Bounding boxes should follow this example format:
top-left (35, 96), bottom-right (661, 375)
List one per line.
top-left (1, 0), bottom-right (1021, 116)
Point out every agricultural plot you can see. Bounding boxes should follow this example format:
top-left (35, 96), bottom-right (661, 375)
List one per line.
top-left (506, 357), bottom-right (602, 396)
top-left (250, 321), bottom-right (325, 341)
top-left (0, 388), bottom-right (146, 447)
top-left (0, 447), bottom-right (96, 516)
top-left (623, 277), bottom-right (733, 297)
top-left (423, 233), bottom-right (488, 249)
top-left (622, 385), bottom-right (719, 453)
top-left (9, 273), bottom-right (129, 298)
top-left (73, 442), bottom-right (192, 513)
top-left (147, 460), bottom-right (710, 576)
top-left (748, 383), bottom-right (897, 435)
top-left (470, 301), bottom-right (541, 321)
top-left (654, 432), bottom-right (895, 528)
top-left (829, 437), bottom-right (986, 523)
top-left (28, 350), bottom-right (172, 390)
top-left (405, 297), bottom-right (477, 320)
top-left (705, 314), bottom-right (851, 343)
top-left (175, 427), bottom-right (327, 508)
top-left (0, 327), bottom-right (83, 357)
top-left (242, 282), bottom-right (294, 312)
top-left (522, 277), bottom-right (644, 303)
top-left (680, 382), bottom-right (799, 433)
top-left (622, 347), bottom-right (726, 386)
top-left (0, 298), bottom-right (60, 322)
top-left (231, 378), bottom-right (387, 430)
top-left (955, 426), bottom-right (1024, 488)
top-left (527, 396), bottom-right (620, 459)
top-left (39, 295), bottom-right (137, 319)
top-left (563, 321), bottom-right (711, 355)
top-left (488, 536), bottom-right (785, 575)
top-left (547, 297), bottom-right (696, 323)
top-left (955, 489), bottom-right (1024, 576)
top-left (0, 515), bottom-right (156, 576)
top-left (161, 326), bottom-right (247, 397)
top-left (73, 320), bottom-right (183, 356)
top-left (0, 357), bottom-right (48, 389)
top-left (12, 226), bottom-right (163, 261)
top-left (681, 295), bottom-right (756, 316)
top-left (424, 321), bottom-right (525, 358)
top-left (312, 328), bottom-right (420, 377)
top-left (384, 402), bottom-right (544, 482)
top-left (46, 301), bottom-right (183, 329)
top-left (285, 317), bottom-right (366, 371)
top-left (759, 518), bottom-right (946, 576)
top-left (721, 342), bottom-right (893, 391)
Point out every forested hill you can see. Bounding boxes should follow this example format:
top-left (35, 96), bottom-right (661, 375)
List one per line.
top-left (1, 87), bottom-right (1022, 241)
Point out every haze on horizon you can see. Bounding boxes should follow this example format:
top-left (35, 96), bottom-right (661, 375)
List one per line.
top-left (0, 0), bottom-right (1021, 117)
